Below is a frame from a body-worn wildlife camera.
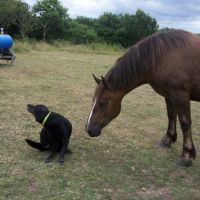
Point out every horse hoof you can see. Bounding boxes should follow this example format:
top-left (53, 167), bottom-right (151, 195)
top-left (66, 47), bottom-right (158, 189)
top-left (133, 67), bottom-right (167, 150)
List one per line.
top-left (175, 158), bottom-right (192, 167)
top-left (157, 141), bottom-right (171, 147)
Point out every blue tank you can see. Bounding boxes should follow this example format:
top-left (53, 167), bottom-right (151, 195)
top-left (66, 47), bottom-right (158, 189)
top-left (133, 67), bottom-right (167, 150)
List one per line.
top-left (0, 35), bottom-right (13, 49)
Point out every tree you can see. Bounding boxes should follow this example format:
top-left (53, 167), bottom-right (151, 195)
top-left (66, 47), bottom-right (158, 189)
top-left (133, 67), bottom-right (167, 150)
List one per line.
top-left (32, 0), bottom-right (69, 40)
top-left (134, 9), bottom-right (159, 41)
top-left (64, 19), bottom-right (98, 44)
top-left (75, 16), bottom-right (98, 29)
top-left (95, 12), bottom-right (122, 44)
top-left (94, 10), bottom-right (159, 47)
top-left (41, 20), bottom-right (50, 42)
top-left (116, 13), bottom-right (136, 47)
top-left (14, 0), bottom-right (36, 41)
top-left (0, 0), bottom-right (17, 33)
top-left (117, 10), bottom-right (159, 47)
top-left (158, 27), bottom-right (175, 32)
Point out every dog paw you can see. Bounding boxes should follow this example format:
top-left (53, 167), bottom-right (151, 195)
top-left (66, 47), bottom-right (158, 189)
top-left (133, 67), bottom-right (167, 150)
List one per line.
top-left (66, 149), bottom-right (73, 154)
top-left (57, 160), bottom-right (64, 165)
top-left (45, 157), bottom-right (53, 163)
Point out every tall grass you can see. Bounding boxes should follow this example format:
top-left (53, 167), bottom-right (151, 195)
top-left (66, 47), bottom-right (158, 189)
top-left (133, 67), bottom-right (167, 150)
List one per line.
top-left (12, 39), bottom-right (126, 54)
top-left (12, 40), bottom-right (55, 53)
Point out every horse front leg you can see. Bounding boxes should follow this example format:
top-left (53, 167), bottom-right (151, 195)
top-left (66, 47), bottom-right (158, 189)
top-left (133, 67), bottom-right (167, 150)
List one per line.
top-left (171, 92), bottom-right (196, 167)
top-left (157, 98), bottom-right (177, 147)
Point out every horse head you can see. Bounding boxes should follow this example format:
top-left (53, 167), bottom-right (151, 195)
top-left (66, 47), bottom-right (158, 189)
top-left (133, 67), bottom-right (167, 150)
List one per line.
top-left (86, 74), bottom-right (124, 137)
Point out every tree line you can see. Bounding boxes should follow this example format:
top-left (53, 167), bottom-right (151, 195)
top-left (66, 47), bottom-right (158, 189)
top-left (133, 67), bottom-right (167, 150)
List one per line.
top-left (1, 0), bottom-right (198, 48)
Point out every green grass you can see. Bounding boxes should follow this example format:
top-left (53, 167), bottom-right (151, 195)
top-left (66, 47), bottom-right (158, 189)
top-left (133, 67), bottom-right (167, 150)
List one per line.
top-left (0, 44), bottom-right (200, 199)
top-left (12, 40), bottom-right (126, 55)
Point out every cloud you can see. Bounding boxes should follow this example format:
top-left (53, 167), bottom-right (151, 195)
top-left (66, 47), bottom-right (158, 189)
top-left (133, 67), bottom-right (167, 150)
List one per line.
top-left (26, 0), bottom-right (200, 33)
top-left (111, 0), bottom-right (200, 33)
top-left (62, 0), bottom-right (116, 18)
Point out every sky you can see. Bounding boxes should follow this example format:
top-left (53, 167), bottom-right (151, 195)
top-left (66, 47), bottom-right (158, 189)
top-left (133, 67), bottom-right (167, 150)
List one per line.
top-left (25, 0), bottom-right (200, 34)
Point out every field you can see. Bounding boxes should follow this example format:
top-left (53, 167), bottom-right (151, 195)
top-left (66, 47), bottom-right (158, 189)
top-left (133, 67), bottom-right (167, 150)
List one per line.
top-left (1, 43), bottom-right (200, 199)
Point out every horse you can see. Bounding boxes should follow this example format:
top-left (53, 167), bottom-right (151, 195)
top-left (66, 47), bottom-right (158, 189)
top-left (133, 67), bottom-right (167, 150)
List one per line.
top-left (86, 29), bottom-right (200, 167)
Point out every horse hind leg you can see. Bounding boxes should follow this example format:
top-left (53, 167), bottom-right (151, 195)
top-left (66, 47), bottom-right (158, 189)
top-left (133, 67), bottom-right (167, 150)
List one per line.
top-left (171, 92), bottom-right (196, 167)
top-left (157, 98), bottom-right (177, 147)
top-left (175, 127), bottom-right (196, 167)
top-left (175, 118), bottom-right (196, 166)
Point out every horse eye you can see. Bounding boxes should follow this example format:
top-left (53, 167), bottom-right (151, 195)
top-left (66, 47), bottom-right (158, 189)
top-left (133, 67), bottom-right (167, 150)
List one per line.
top-left (99, 102), bottom-right (107, 107)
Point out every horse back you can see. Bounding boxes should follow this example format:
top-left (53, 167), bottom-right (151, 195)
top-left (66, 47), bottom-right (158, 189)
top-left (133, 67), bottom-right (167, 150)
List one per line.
top-left (150, 32), bottom-right (200, 101)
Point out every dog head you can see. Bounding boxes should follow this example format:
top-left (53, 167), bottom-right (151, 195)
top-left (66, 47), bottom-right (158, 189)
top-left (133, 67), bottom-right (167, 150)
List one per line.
top-left (27, 104), bottom-right (50, 124)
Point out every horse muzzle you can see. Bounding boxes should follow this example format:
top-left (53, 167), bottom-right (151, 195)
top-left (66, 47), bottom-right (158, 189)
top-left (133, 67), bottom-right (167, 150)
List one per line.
top-left (85, 124), bottom-right (102, 137)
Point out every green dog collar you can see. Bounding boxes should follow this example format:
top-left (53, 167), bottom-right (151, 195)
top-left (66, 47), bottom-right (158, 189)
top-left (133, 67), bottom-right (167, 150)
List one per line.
top-left (42, 112), bottom-right (51, 126)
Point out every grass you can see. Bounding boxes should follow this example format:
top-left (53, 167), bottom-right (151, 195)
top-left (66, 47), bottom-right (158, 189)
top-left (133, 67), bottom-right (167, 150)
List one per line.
top-left (0, 42), bottom-right (200, 199)
top-left (12, 40), bottom-right (126, 55)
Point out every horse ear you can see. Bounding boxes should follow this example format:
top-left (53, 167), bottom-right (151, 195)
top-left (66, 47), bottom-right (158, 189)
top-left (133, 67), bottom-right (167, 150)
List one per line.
top-left (101, 76), bottom-right (110, 91)
top-left (93, 74), bottom-right (101, 85)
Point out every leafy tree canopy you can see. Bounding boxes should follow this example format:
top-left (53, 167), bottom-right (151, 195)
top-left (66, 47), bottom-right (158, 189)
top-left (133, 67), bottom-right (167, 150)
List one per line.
top-left (1, 1), bottom-right (174, 47)
top-left (31, 0), bottom-right (69, 39)
top-left (32, 0), bottom-right (69, 19)
top-left (0, 0), bottom-right (18, 32)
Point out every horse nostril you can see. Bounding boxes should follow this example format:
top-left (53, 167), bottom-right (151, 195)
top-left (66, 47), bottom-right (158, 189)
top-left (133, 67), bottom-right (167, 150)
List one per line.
top-left (88, 129), bottom-right (96, 137)
top-left (88, 129), bottom-right (92, 135)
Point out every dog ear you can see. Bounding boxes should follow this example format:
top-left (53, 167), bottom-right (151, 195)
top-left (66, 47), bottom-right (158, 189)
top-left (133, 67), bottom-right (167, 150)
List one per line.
top-left (93, 74), bottom-right (101, 85)
top-left (101, 76), bottom-right (111, 91)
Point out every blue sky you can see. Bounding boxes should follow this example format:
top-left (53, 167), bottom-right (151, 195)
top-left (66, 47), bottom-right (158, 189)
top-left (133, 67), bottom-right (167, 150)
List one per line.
top-left (26, 0), bottom-right (200, 33)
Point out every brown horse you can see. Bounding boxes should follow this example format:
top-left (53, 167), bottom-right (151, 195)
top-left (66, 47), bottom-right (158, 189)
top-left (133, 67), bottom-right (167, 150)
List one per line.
top-left (86, 29), bottom-right (200, 167)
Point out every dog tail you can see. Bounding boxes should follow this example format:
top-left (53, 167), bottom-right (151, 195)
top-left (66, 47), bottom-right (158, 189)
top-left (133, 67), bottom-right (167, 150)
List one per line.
top-left (25, 139), bottom-right (46, 151)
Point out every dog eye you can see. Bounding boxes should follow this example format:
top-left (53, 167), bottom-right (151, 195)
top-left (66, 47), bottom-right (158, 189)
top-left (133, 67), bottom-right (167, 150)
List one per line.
top-left (99, 102), bottom-right (107, 107)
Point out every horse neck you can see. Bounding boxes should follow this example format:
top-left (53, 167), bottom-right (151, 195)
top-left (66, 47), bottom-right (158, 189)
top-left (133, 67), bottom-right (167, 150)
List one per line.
top-left (108, 48), bottom-right (154, 96)
top-left (123, 69), bottom-right (152, 95)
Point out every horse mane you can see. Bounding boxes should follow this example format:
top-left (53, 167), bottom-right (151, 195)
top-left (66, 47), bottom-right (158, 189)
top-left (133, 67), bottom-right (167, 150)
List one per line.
top-left (97, 29), bottom-right (191, 93)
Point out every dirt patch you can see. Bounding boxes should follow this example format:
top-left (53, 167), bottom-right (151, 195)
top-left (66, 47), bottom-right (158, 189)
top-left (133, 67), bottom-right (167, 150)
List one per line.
top-left (138, 184), bottom-right (175, 200)
top-left (27, 181), bottom-right (38, 193)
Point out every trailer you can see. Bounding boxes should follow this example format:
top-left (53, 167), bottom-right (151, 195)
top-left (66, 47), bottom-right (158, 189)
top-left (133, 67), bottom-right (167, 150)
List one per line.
top-left (0, 28), bottom-right (16, 65)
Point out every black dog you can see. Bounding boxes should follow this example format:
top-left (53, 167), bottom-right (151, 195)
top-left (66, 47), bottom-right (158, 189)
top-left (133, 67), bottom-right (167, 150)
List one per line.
top-left (26, 104), bottom-right (72, 165)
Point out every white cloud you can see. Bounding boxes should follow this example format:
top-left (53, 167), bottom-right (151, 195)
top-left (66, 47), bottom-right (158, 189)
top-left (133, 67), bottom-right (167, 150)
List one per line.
top-left (62, 0), bottom-right (116, 17)
top-left (25, 0), bottom-right (200, 33)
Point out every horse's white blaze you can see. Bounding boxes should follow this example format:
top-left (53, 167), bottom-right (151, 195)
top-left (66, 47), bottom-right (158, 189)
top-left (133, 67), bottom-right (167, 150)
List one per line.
top-left (86, 98), bottom-right (97, 132)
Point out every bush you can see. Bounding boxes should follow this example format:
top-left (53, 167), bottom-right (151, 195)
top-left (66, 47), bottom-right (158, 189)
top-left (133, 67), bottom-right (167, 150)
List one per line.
top-left (65, 21), bottom-right (98, 44)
